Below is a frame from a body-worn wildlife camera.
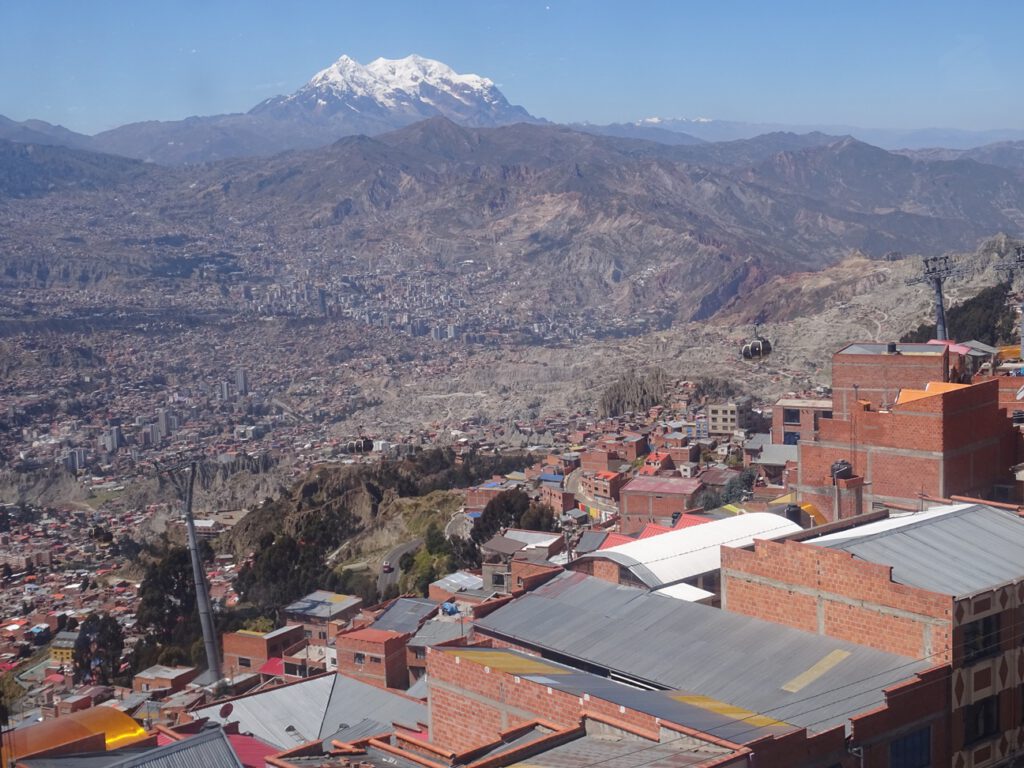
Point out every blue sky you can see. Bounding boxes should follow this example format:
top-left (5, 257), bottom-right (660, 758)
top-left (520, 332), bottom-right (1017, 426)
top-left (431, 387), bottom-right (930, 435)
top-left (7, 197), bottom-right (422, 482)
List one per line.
top-left (1, 1), bottom-right (1021, 135)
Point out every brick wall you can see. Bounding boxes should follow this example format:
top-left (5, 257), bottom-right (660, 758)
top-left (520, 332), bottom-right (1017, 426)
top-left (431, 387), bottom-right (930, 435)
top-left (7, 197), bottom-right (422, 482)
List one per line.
top-left (425, 647), bottom-right (906, 767)
top-left (831, 349), bottom-right (948, 419)
top-left (335, 630), bottom-right (411, 689)
top-left (620, 488), bottom-right (702, 532)
top-left (797, 380), bottom-right (1018, 516)
top-left (509, 559), bottom-right (562, 592)
top-left (222, 626), bottom-right (304, 676)
top-left (721, 539), bottom-right (953, 660)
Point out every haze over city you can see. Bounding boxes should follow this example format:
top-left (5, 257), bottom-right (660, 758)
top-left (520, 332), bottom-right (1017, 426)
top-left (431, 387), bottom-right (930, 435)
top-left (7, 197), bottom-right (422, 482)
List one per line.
top-left (4, 3), bottom-right (1024, 767)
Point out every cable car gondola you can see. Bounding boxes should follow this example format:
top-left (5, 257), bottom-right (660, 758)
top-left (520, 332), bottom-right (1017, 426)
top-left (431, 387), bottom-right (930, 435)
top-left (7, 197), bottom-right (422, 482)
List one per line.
top-left (740, 325), bottom-right (773, 361)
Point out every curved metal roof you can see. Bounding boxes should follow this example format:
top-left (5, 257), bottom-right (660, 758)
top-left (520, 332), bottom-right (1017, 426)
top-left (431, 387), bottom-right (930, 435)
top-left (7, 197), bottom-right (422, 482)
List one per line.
top-left (573, 512), bottom-right (801, 588)
top-left (3, 706), bottom-right (148, 763)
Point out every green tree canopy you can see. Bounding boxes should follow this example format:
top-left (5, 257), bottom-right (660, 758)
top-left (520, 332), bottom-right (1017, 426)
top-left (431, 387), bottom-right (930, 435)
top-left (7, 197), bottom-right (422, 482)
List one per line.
top-left (72, 613), bottom-right (123, 685)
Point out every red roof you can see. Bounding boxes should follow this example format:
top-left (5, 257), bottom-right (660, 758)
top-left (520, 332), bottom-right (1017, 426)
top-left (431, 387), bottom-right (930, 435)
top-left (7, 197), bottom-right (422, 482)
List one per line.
top-left (228, 733), bottom-right (278, 768)
top-left (598, 533), bottom-right (636, 550)
top-left (636, 524), bottom-right (672, 539)
top-left (339, 627), bottom-right (405, 644)
top-left (673, 514), bottom-right (712, 529)
top-left (258, 657), bottom-right (284, 676)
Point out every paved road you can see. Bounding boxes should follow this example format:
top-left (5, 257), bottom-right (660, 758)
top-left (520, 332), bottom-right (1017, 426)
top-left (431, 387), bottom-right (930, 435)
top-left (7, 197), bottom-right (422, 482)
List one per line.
top-left (376, 537), bottom-right (422, 597)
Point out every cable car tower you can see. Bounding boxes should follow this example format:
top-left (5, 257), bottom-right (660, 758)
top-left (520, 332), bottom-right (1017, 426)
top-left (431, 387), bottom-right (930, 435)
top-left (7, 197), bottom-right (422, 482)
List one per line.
top-left (905, 255), bottom-right (967, 341)
top-left (995, 245), bottom-right (1024, 352)
top-left (156, 459), bottom-right (221, 683)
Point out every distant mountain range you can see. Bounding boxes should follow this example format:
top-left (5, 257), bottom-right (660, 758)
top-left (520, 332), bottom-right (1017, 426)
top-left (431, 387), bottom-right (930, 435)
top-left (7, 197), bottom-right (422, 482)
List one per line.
top-left (630, 117), bottom-right (1024, 151)
top-left (2, 118), bottom-right (1022, 323)
top-left (0, 54), bottom-right (541, 165)
top-left (2, 53), bottom-right (1023, 165)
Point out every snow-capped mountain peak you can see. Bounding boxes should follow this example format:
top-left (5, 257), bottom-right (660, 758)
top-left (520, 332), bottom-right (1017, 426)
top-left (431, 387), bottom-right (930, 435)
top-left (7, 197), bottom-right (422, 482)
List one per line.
top-left (251, 53), bottom-right (533, 128)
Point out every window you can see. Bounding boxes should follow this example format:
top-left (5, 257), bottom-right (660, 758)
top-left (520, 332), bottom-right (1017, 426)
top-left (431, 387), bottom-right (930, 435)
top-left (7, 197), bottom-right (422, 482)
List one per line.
top-left (318, 630), bottom-right (326, 639)
top-left (822, 410), bottom-right (833, 420)
top-left (964, 695), bottom-right (999, 746)
top-left (889, 725), bottom-right (930, 768)
top-left (354, 652), bottom-right (365, 664)
top-left (491, 572), bottom-right (505, 587)
top-left (413, 648), bottom-right (426, 660)
top-left (963, 614), bottom-right (1000, 664)
top-left (238, 657), bottom-right (251, 668)
top-left (782, 408), bottom-right (801, 425)
top-left (370, 656), bottom-right (381, 664)
top-left (783, 431), bottom-right (800, 446)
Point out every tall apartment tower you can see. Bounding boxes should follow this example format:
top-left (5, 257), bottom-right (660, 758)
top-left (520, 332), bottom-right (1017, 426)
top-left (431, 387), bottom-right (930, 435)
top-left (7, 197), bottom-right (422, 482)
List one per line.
top-left (235, 368), bottom-right (249, 396)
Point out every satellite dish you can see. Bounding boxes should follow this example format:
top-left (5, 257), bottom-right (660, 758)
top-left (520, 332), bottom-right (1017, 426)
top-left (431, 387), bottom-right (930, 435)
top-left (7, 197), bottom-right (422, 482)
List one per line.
top-left (1015, 384), bottom-right (1024, 401)
top-left (219, 702), bottom-right (233, 718)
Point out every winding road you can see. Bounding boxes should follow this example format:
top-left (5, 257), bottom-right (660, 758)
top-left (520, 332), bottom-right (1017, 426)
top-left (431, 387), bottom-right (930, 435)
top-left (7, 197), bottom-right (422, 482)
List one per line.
top-left (376, 537), bottom-right (422, 596)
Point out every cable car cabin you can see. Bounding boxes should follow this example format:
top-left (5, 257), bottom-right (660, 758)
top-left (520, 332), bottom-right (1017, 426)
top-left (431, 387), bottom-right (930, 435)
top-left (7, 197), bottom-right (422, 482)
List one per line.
top-left (740, 329), bottom-right (772, 361)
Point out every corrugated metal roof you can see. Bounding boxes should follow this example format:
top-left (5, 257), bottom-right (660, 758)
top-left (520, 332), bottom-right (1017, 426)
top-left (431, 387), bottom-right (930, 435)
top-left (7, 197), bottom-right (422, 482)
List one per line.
top-left (475, 573), bottom-right (929, 736)
top-left (21, 727), bottom-right (243, 768)
top-left (409, 619), bottom-right (469, 648)
top-left (284, 591), bottom-right (360, 620)
top-left (814, 503), bottom-right (1024, 596)
top-left (431, 570), bottom-right (483, 593)
top-left (573, 513), bottom-right (802, 587)
top-left (194, 673), bottom-right (426, 749)
top-left (621, 476), bottom-right (704, 496)
top-left (508, 732), bottom-right (724, 768)
top-left (371, 598), bottom-right (438, 634)
top-left (575, 530), bottom-right (608, 554)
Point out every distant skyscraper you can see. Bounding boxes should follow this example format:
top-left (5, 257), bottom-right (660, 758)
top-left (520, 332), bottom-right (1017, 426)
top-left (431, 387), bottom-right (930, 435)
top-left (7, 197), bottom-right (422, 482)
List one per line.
top-left (157, 408), bottom-right (172, 439)
top-left (235, 368), bottom-right (249, 396)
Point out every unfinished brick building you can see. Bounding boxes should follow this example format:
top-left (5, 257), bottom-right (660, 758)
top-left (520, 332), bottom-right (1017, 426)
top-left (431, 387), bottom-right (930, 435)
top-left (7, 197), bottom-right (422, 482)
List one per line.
top-left (722, 502), bottom-right (1024, 767)
top-left (796, 377), bottom-right (1019, 518)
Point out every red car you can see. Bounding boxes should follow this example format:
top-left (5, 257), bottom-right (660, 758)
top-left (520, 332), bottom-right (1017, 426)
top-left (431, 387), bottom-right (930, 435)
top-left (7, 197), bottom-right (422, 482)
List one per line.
top-left (381, 561), bottom-right (394, 573)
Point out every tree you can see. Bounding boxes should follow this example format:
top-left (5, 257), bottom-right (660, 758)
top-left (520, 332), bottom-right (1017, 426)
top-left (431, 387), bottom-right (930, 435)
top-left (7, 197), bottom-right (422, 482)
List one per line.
top-left (424, 522), bottom-right (450, 556)
top-left (471, 489), bottom-right (531, 544)
top-left (136, 547), bottom-right (198, 647)
top-left (519, 503), bottom-right (558, 533)
top-left (72, 614), bottom-right (123, 685)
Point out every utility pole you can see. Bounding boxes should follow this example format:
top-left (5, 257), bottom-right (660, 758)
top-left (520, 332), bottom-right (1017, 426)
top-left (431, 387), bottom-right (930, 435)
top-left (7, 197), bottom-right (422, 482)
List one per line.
top-left (995, 245), bottom-right (1024, 352)
top-left (905, 255), bottom-right (967, 341)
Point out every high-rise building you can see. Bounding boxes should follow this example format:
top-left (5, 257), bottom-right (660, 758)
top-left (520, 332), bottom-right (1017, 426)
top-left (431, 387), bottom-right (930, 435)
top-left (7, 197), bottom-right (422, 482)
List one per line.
top-left (235, 368), bottom-right (249, 396)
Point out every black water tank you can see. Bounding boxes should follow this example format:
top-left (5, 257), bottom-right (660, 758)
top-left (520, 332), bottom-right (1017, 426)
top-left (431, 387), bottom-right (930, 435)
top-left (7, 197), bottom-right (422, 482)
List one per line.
top-left (784, 504), bottom-right (803, 524)
top-left (887, 341), bottom-right (898, 354)
top-left (831, 460), bottom-right (853, 481)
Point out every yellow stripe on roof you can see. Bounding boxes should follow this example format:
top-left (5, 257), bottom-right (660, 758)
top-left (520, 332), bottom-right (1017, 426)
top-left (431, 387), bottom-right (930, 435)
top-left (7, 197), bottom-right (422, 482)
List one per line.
top-left (440, 648), bottom-right (569, 675)
top-left (781, 649), bottom-right (850, 693)
top-left (670, 694), bottom-right (787, 728)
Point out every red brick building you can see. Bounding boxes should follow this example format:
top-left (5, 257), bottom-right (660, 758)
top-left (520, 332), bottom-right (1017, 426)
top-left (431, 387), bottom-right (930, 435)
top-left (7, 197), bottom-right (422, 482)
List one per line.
top-left (579, 449), bottom-right (624, 474)
top-left (538, 484), bottom-right (576, 514)
top-left (283, 590), bottom-right (362, 645)
top-left (335, 627), bottom-right (412, 689)
top-left (578, 470), bottom-right (626, 502)
top-left (771, 396), bottom-right (833, 445)
top-left (464, 572), bottom-right (947, 767)
top-left (618, 475), bottom-right (705, 533)
top-left (221, 624), bottom-right (304, 677)
top-left (830, 341), bottom-right (964, 419)
top-left (796, 378), bottom-right (1020, 517)
top-left (132, 665), bottom-right (199, 695)
top-left (639, 451), bottom-right (674, 475)
top-left (721, 503), bottom-right (1024, 767)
